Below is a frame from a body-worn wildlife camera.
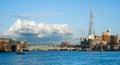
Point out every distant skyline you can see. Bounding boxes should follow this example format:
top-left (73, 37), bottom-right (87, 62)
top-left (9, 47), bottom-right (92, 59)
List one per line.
top-left (0, 0), bottom-right (120, 44)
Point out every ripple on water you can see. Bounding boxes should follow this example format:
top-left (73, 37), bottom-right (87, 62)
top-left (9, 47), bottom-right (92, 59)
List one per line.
top-left (0, 51), bottom-right (120, 65)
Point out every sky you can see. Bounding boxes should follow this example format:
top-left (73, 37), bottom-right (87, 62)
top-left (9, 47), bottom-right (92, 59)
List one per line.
top-left (0, 0), bottom-right (120, 44)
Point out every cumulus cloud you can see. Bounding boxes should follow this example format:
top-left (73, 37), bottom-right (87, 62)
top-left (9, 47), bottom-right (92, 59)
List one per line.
top-left (3, 19), bottom-right (73, 44)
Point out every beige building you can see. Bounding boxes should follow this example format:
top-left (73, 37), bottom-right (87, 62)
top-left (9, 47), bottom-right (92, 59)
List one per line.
top-left (0, 38), bottom-right (12, 52)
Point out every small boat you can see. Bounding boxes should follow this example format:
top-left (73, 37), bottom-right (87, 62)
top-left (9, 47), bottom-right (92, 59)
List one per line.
top-left (17, 52), bottom-right (24, 54)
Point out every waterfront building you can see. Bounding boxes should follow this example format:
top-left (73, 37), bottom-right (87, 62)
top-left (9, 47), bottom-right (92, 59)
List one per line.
top-left (102, 29), bottom-right (119, 44)
top-left (111, 35), bottom-right (119, 44)
top-left (0, 38), bottom-right (28, 52)
top-left (60, 41), bottom-right (71, 47)
top-left (0, 38), bottom-right (12, 52)
top-left (102, 29), bottom-right (111, 43)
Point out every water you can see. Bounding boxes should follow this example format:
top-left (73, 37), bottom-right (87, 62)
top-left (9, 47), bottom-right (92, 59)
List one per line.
top-left (0, 51), bottom-right (120, 65)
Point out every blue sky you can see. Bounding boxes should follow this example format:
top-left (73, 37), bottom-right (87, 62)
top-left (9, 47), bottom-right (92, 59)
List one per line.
top-left (0, 0), bottom-right (120, 39)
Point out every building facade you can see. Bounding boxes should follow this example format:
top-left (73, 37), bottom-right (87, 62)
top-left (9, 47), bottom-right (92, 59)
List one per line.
top-left (0, 38), bottom-right (28, 52)
top-left (0, 38), bottom-right (12, 52)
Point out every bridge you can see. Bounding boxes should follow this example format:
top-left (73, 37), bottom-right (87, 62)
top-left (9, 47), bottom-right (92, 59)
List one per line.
top-left (23, 45), bottom-right (81, 51)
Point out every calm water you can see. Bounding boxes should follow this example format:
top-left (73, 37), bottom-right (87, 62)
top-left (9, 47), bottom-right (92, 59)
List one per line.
top-left (0, 51), bottom-right (120, 65)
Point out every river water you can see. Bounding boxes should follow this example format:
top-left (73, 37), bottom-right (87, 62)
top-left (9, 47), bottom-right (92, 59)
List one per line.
top-left (0, 51), bottom-right (120, 65)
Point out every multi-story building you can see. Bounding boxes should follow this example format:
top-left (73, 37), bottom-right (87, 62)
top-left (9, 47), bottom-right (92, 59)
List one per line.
top-left (0, 38), bottom-right (12, 52)
top-left (111, 35), bottom-right (119, 44)
top-left (102, 29), bottom-right (111, 43)
top-left (0, 38), bottom-right (28, 52)
top-left (102, 29), bottom-right (119, 44)
top-left (60, 41), bottom-right (71, 47)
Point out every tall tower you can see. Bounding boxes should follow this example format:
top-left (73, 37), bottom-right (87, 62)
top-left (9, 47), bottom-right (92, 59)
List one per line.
top-left (88, 8), bottom-right (95, 40)
top-left (88, 8), bottom-right (95, 36)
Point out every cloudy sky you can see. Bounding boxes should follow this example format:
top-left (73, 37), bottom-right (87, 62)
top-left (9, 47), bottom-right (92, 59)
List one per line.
top-left (0, 0), bottom-right (120, 44)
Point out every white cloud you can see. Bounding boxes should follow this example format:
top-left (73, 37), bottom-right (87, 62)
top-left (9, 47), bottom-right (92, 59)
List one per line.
top-left (0, 12), bottom-right (63, 19)
top-left (3, 19), bottom-right (73, 44)
top-left (42, 12), bottom-right (63, 17)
